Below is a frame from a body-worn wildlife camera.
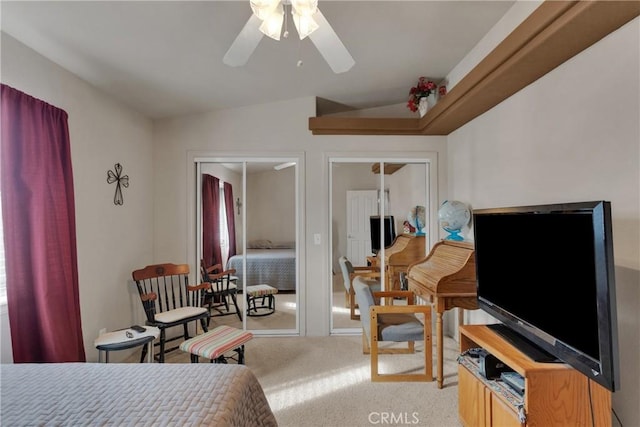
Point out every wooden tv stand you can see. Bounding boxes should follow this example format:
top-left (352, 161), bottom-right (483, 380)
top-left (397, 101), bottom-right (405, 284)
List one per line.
top-left (458, 325), bottom-right (612, 427)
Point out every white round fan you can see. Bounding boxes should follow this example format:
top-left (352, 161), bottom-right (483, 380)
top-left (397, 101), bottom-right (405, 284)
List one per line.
top-left (223, 1), bottom-right (355, 74)
top-left (407, 205), bottom-right (426, 236)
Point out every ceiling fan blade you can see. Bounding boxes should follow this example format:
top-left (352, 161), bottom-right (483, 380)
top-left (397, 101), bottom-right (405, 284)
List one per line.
top-left (223, 14), bottom-right (264, 67)
top-left (308, 9), bottom-right (355, 74)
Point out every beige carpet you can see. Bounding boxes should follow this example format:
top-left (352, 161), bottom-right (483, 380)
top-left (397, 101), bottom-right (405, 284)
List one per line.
top-left (206, 274), bottom-right (380, 331)
top-left (206, 291), bottom-right (298, 331)
top-left (163, 333), bottom-right (462, 427)
top-left (147, 280), bottom-right (462, 426)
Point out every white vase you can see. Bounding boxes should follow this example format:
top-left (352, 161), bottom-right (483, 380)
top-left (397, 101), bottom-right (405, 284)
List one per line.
top-left (418, 97), bottom-right (429, 117)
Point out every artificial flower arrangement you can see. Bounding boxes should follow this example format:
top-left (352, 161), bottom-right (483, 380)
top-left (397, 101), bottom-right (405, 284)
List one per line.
top-left (407, 77), bottom-right (437, 112)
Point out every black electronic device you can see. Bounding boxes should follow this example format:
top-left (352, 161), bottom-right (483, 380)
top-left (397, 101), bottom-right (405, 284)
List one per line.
top-left (479, 353), bottom-right (514, 380)
top-left (473, 201), bottom-right (620, 392)
top-left (464, 347), bottom-right (488, 358)
top-left (130, 325), bottom-right (146, 333)
top-left (501, 372), bottom-right (525, 396)
top-left (370, 215), bottom-right (396, 254)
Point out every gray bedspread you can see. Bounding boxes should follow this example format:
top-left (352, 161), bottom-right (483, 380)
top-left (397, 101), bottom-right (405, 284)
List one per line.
top-left (1, 363), bottom-right (278, 426)
top-left (227, 249), bottom-right (296, 291)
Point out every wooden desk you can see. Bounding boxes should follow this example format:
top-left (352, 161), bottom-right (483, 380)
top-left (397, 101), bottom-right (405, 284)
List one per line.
top-left (407, 240), bottom-right (477, 388)
top-left (369, 234), bottom-right (426, 290)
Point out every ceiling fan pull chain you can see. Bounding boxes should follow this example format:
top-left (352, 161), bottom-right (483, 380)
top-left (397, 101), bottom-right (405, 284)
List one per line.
top-left (283, 3), bottom-right (289, 38)
top-left (296, 35), bottom-right (303, 68)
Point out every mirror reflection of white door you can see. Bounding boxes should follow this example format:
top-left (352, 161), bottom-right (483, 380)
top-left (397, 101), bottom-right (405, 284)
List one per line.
top-left (346, 190), bottom-right (378, 265)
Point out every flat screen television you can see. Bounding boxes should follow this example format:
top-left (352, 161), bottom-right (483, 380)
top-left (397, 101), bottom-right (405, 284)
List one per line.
top-left (472, 201), bottom-right (620, 392)
top-left (370, 215), bottom-right (396, 254)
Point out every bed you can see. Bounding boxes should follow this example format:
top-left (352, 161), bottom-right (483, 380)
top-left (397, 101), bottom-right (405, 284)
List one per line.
top-left (0, 363), bottom-right (278, 426)
top-left (226, 242), bottom-right (296, 291)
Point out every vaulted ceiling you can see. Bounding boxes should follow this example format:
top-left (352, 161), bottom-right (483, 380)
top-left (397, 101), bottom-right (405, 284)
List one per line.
top-left (1, 1), bottom-right (515, 119)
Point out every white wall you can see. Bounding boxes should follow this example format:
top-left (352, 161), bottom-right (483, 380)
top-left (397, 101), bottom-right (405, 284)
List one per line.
top-left (0, 33), bottom-right (155, 362)
top-left (331, 163), bottom-right (380, 272)
top-left (330, 162), bottom-right (429, 272)
top-left (2, 5), bottom-right (635, 421)
top-left (446, 0), bottom-right (542, 90)
top-left (153, 106), bottom-right (448, 336)
top-left (388, 164), bottom-right (429, 233)
top-left (447, 17), bottom-right (640, 425)
top-left (247, 167), bottom-right (296, 243)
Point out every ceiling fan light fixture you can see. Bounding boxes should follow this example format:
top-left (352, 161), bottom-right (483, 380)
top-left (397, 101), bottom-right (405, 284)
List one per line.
top-left (291, 0), bottom-right (318, 17)
top-left (250, 0), bottom-right (279, 21)
top-left (259, 4), bottom-right (284, 40)
top-left (226, 1), bottom-right (354, 73)
top-left (292, 12), bottom-right (318, 40)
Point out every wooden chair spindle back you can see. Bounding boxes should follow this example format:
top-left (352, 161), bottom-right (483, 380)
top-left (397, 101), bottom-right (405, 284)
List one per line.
top-left (133, 263), bottom-right (195, 323)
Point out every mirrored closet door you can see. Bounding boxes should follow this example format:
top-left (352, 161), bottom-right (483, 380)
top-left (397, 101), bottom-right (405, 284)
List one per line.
top-left (197, 159), bottom-right (300, 335)
top-left (330, 159), bottom-right (433, 333)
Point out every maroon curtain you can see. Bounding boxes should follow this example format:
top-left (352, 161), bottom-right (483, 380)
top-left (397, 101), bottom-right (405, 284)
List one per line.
top-left (0, 84), bottom-right (85, 363)
top-left (223, 182), bottom-right (237, 258)
top-left (202, 174), bottom-right (222, 268)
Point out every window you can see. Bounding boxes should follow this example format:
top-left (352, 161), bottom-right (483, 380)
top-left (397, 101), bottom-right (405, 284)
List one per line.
top-left (0, 193), bottom-right (6, 305)
top-left (219, 183), bottom-right (230, 266)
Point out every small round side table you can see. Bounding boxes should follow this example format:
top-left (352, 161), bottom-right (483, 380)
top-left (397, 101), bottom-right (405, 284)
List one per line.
top-left (94, 326), bottom-right (160, 363)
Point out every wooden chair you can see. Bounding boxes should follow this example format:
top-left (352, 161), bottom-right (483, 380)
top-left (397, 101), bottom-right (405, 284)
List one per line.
top-left (353, 276), bottom-right (433, 382)
top-left (338, 256), bottom-right (381, 320)
top-left (132, 263), bottom-right (210, 363)
top-left (200, 260), bottom-right (241, 322)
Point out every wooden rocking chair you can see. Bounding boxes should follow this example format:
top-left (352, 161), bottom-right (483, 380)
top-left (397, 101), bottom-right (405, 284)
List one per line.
top-left (132, 263), bottom-right (210, 363)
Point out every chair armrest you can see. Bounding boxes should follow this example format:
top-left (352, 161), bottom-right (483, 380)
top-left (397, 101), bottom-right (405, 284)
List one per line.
top-left (372, 290), bottom-right (415, 304)
top-left (188, 282), bottom-right (211, 292)
top-left (208, 269), bottom-right (236, 280)
top-left (369, 304), bottom-right (432, 342)
top-left (140, 292), bottom-right (157, 322)
top-left (370, 304), bottom-right (431, 316)
top-left (141, 292), bottom-right (157, 302)
top-left (353, 266), bottom-right (379, 272)
top-left (350, 271), bottom-right (381, 281)
top-left (205, 263), bottom-right (223, 274)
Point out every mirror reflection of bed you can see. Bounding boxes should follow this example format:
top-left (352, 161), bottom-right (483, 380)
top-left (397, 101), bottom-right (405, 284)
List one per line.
top-left (228, 239), bottom-right (297, 330)
top-left (200, 160), bottom-right (298, 333)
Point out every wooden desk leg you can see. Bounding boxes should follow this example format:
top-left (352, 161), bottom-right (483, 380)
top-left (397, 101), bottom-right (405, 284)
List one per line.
top-left (435, 306), bottom-right (444, 389)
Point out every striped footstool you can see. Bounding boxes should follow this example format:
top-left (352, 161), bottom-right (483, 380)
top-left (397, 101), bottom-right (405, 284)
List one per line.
top-left (179, 325), bottom-right (253, 364)
top-left (245, 284), bottom-right (278, 317)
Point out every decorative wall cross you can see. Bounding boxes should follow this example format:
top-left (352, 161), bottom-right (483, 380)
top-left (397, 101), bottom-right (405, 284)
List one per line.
top-left (107, 163), bottom-right (129, 205)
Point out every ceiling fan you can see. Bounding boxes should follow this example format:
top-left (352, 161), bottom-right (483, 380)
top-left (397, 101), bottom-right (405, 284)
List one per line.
top-left (223, 0), bottom-right (355, 74)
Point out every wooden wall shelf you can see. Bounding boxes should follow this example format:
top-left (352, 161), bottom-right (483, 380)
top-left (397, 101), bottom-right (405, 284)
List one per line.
top-left (371, 163), bottom-right (405, 174)
top-left (308, 1), bottom-right (640, 136)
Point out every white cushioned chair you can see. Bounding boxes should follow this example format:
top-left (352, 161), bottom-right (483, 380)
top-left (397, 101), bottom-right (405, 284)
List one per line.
top-left (132, 263), bottom-right (210, 363)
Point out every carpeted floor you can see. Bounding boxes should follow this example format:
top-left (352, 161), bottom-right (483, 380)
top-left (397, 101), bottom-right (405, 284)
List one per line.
top-left (148, 279), bottom-right (463, 426)
top-left (163, 333), bottom-right (463, 427)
